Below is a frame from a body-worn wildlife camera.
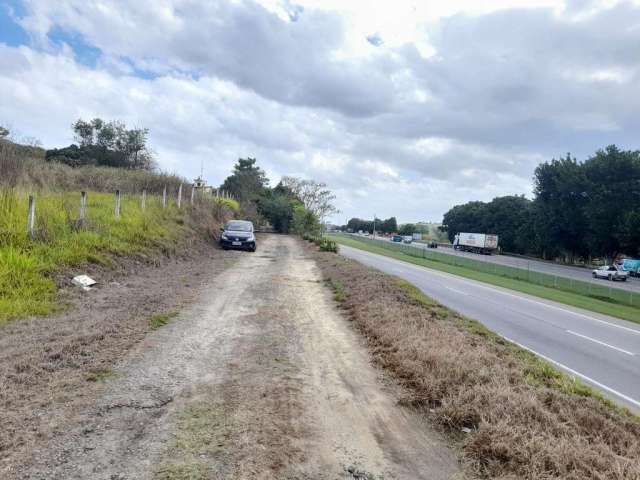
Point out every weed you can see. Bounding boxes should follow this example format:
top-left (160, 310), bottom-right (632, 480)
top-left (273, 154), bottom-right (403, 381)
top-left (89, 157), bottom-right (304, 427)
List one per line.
top-left (85, 368), bottom-right (116, 382)
top-left (149, 311), bottom-right (179, 330)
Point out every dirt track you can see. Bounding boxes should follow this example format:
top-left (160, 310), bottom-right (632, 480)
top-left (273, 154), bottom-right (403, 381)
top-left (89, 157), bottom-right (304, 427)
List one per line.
top-left (14, 235), bottom-right (461, 479)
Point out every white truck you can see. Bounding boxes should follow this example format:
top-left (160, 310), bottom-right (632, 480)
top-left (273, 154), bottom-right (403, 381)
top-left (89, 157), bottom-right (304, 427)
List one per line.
top-left (453, 232), bottom-right (499, 255)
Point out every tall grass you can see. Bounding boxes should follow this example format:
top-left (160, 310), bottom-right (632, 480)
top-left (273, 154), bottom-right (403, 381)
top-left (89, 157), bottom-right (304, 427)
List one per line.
top-left (0, 189), bottom-right (232, 324)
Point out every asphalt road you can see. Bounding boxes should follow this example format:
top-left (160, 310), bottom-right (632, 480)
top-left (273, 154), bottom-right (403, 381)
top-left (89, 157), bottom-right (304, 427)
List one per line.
top-left (371, 235), bottom-right (640, 293)
top-left (340, 244), bottom-right (640, 412)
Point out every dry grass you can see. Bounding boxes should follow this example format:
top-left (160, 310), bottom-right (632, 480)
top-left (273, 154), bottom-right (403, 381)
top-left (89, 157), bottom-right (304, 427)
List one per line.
top-left (312, 250), bottom-right (640, 480)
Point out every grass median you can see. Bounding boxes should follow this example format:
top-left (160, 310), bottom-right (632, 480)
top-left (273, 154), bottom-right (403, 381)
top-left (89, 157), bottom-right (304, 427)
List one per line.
top-left (329, 234), bottom-right (640, 324)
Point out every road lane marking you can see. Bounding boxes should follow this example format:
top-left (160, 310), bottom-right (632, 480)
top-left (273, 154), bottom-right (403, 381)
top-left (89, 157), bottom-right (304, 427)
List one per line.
top-left (341, 245), bottom-right (640, 336)
top-left (566, 330), bottom-right (635, 356)
top-left (502, 337), bottom-right (640, 410)
top-left (444, 286), bottom-right (469, 296)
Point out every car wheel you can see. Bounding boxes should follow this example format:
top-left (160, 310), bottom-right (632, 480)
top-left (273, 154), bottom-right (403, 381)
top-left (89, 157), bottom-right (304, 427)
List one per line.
top-left (608, 274), bottom-right (612, 281)
top-left (622, 277), bottom-right (628, 282)
top-left (592, 272), bottom-right (597, 278)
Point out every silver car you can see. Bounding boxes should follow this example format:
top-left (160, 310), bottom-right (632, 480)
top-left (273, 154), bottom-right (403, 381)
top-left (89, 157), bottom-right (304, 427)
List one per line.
top-left (592, 265), bottom-right (629, 281)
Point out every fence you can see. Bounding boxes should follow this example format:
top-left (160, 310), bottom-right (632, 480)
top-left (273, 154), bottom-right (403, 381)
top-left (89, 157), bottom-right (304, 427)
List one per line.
top-left (19, 185), bottom-right (236, 240)
top-left (340, 234), bottom-right (640, 308)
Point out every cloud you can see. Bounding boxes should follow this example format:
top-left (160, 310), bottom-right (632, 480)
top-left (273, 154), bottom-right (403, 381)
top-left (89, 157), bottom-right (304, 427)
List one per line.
top-left (2, 0), bottom-right (640, 224)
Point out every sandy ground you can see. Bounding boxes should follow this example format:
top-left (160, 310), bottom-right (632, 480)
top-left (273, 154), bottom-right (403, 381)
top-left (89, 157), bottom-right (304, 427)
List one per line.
top-left (12, 235), bottom-right (461, 479)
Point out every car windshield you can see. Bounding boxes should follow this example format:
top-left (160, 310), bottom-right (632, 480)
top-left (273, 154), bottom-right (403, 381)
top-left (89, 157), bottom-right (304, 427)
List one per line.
top-left (226, 221), bottom-right (253, 232)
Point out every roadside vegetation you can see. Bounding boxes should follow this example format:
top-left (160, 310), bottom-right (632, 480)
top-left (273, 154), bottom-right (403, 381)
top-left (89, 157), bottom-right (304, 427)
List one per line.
top-left (0, 125), bottom-right (236, 324)
top-left (331, 234), bottom-right (640, 323)
top-left (312, 248), bottom-right (640, 479)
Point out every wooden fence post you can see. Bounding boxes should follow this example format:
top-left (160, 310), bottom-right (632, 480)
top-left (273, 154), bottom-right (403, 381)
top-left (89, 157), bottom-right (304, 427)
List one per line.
top-left (190, 186), bottom-right (195, 206)
top-left (27, 194), bottom-right (36, 240)
top-left (114, 190), bottom-right (121, 219)
top-left (79, 191), bottom-right (87, 226)
top-left (177, 183), bottom-right (182, 209)
top-left (162, 186), bottom-right (167, 209)
top-left (141, 189), bottom-right (147, 211)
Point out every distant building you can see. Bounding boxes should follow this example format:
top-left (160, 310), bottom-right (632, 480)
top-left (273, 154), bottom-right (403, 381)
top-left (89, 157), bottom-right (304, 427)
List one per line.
top-left (192, 176), bottom-right (214, 195)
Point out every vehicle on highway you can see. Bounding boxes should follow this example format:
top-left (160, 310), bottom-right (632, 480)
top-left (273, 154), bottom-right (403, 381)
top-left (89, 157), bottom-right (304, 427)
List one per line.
top-left (220, 220), bottom-right (256, 252)
top-left (392, 235), bottom-right (403, 242)
top-left (453, 232), bottom-right (499, 255)
top-left (592, 265), bottom-right (629, 281)
top-left (402, 235), bottom-right (413, 243)
top-left (621, 258), bottom-right (640, 277)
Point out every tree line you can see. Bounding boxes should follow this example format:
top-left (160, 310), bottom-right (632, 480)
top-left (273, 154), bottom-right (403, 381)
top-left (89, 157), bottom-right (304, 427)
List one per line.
top-left (218, 157), bottom-right (338, 235)
top-left (441, 145), bottom-right (640, 262)
top-left (345, 217), bottom-right (398, 234)
top-left (45, 118), bottom-right (154, 170)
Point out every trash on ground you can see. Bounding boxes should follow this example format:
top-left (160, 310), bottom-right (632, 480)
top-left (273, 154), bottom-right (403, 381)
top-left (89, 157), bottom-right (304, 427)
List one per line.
top-left (72, 275), bottom-right (97, 291)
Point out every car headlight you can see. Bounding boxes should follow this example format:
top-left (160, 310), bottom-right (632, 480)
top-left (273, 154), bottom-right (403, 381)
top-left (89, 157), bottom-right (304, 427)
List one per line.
top-left (221, 233), bottom-right (228, 240)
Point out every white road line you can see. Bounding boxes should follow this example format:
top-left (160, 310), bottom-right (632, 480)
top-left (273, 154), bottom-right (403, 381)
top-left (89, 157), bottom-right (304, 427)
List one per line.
top-left (343, 245), bottom-right (640, 336)
top-left (566, 330), bottom-right (635, 356)
top-left (503, 337), bottom-right (640, 410)
top-left (444, 286), bottom-right (469, 296)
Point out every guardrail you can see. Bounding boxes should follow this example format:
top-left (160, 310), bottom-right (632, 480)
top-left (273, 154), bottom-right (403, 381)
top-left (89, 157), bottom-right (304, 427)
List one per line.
top-left (336, 233), bottom-right (640, 308)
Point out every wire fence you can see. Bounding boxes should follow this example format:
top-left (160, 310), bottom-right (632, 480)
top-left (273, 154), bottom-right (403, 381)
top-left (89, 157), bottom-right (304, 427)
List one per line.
top-left (341, 234), bottom-right (640, 309)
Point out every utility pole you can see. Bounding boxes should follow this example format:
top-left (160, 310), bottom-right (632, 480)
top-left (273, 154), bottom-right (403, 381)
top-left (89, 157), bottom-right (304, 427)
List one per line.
top-left (373, 213), bottom-right (376, 237)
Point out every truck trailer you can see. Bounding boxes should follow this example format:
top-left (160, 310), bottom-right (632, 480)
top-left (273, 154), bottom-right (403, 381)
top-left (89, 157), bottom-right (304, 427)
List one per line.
top-left (453, 232), bottom-right (499, 255)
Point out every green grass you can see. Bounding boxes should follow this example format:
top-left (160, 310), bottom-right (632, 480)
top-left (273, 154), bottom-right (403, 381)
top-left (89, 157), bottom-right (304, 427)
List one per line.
top-left (330, 234), bottom-right (640, 324)
top-left (149, 311), bottom-right (179, 330)
top-left (0, 189), bottom-right (199, 324)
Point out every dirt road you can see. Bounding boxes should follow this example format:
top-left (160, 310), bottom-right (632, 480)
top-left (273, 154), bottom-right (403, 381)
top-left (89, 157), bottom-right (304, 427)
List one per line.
top-left (16, 235), bottom-right (460, 479)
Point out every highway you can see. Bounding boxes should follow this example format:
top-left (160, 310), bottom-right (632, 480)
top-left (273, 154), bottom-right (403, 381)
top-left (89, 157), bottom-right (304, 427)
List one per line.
top-left (339, 244), bottom-right (640, 412)
top-left (370, 235), bottom-right (640, 293)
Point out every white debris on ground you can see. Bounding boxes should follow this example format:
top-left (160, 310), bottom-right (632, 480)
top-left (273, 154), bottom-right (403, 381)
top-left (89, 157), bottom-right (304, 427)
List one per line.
top-left (72, 275), bottom-right (97, 291)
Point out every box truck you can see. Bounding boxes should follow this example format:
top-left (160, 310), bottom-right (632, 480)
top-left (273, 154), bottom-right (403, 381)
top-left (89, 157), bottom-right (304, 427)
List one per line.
top-left (453, 232), bottom-right (499, 255)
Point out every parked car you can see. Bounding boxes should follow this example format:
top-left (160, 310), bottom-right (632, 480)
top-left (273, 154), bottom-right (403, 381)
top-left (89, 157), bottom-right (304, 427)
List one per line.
top-left (220, 220), bottom-right (256, 252)
top-left (592, 265), bottom-right (629, 281)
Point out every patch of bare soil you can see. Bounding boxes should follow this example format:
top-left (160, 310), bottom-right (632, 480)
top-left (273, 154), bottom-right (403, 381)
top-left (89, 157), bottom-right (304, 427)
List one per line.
top-left (10, 234), bottom-right (461, 479)
top-left (0, 238), bottom-right (237, 478)
top-left (311, 246), bottom-right (640, 480)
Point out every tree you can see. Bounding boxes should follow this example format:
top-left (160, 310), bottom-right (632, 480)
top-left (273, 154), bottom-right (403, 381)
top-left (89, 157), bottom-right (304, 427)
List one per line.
top-left (0, 126), bottom-right (9, 140)
top-left (533, 154), bottom-right (589, 260)
top-left (280, 176), bottom-right (339, 223)
top-left (582, 145), bottom-right (640, 262)
top-left (220, 158), bottom-right (269, 203)
top-left (398, 223), bottom-right (416, 235)
top-left (291, 204), bottom-right (321, 235)
top-left (53, 118), bottom-right (154, 170)
top-left (258, 185), bottom-right (298, 233)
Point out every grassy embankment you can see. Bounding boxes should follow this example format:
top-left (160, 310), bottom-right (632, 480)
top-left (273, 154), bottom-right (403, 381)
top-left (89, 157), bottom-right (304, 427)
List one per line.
top-left (314, 249), bottom-right (640, 480)
top-left (0, 189), bottom-right (238, 324)
top-left (329, 234), bottom-right (640, 324)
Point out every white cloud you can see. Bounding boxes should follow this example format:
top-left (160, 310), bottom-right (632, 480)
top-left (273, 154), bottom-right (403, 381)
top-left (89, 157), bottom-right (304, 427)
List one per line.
top-left (2, 0), bottom-right (640, 224)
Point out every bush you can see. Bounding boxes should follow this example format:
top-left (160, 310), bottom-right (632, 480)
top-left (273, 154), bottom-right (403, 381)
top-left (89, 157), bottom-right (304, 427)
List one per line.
top-left (319, 238), bottom-right (338, 253)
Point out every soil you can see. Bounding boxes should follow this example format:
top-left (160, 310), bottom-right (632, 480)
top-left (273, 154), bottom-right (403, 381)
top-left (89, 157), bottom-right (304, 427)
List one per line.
top-left (3, 234), bottom-right (461, 479)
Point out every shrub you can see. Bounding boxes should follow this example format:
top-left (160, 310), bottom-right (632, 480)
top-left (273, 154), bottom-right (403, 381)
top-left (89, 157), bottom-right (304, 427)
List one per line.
top-left (319, 238), bottom-right (338, 253)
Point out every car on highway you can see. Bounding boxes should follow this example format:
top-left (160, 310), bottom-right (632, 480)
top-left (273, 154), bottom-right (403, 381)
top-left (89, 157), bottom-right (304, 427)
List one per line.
top-left (592, 265), bottom-right (629, 281)
top-left (220, 220), bottom-right (256, 252)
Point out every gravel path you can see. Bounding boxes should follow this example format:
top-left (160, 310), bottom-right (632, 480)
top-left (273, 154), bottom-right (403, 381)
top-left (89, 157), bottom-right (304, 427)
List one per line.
top-left (16, 235), bottom-right (460, 479)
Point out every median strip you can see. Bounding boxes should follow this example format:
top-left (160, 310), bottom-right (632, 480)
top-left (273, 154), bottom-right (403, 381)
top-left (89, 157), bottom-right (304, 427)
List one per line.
top-left (330, 234), bottom-right (640, 324)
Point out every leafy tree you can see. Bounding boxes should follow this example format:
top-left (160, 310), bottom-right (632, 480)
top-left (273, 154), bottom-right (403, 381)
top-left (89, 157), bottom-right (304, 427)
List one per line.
top-left (582, 145), bottom-right (640, 262)
top-left (398, 223), bottom-right (416, 235)
top-left (533, 154), bottom-right (589, 260)
top-left (220, 158), bottom-right (269, 203)
top-left (50, 118), bottom-right (154, 170)
top-left (0, 126), bottom-right (9, 140)
top-left (291, 204), bottom-right (321, 235)
top-left (280, 176), bottom-right (339, 222)
top-left (258, 185), bottom-right (298, 233)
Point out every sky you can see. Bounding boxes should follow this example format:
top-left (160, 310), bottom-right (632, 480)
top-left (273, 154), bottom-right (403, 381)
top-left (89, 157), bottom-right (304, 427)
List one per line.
top-left (1, 0), bottom-right (640, 224)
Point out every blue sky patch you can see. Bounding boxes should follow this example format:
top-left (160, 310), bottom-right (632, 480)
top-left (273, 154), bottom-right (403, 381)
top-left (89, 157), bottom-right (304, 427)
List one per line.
top-left (0, 0), bottom-right (29, 47)
top-left (47, 25), bottom-right (102, 68)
